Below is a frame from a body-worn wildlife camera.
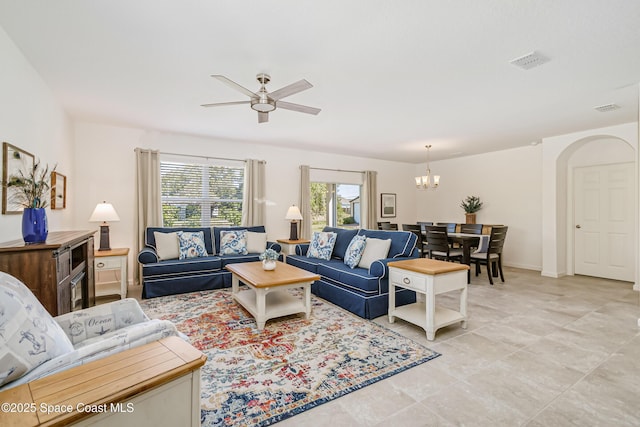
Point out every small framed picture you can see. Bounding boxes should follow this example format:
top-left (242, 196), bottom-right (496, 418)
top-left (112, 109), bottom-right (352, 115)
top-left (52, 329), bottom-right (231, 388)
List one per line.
top-left (380, 193), bottom-right (396, 218)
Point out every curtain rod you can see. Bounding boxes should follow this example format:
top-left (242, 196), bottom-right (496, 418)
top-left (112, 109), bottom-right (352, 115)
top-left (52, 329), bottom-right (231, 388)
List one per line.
top-left (160, 151), bottom-right (249, 163)
top-left (305, 166), bottom-right (365, 174)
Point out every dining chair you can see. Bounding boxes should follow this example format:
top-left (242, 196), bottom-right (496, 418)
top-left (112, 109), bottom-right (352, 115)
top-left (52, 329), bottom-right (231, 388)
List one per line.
top-left (377, 221), bottom-right (390, 230)
top-left (381, 222), bottom-right (398, 230)
top-left (425, 225), bottom-right (462, 262)
top-left (470, 226), bottom-right (508, 285)
top-left (436, 222), bottom-right (457, 233)
top-left (460, 223), bottom-right (483, 234)
top-left (402, 224), bottom-right (426, 257)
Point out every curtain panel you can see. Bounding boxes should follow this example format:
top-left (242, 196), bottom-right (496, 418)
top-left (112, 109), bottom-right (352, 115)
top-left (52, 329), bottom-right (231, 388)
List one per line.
top-left (134, 148), bottom-right (162, 285)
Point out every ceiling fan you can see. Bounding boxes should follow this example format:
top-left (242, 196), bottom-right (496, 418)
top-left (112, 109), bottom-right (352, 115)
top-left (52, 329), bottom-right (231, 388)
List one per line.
top-left (201, 73), bottom-right (321, 123)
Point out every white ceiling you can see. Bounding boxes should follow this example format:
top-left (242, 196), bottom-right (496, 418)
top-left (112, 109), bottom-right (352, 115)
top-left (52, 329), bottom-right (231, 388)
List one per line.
top-left (1, 1), bottom-right (639, 163)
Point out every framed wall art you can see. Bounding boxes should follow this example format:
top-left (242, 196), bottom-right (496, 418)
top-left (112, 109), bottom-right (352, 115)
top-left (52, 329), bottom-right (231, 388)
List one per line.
top-left (380, 193), bottom-right (396, 218)
top-left (2, 142), bottom-right (35, 214)
top-left (51, 171), bottom-right (67, 209)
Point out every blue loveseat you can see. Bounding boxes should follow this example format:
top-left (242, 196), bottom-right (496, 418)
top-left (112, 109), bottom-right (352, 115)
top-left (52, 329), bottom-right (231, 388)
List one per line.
top-left (286, 227), bottom-right (418, 319)
top-left (138, 226), bottom-right (281, 298)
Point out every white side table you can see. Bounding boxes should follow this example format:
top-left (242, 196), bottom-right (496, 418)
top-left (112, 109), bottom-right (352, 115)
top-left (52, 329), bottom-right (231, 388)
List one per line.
top-left (276, 239), bottom-right (310, 260)
top-left (94, 248), bottom-right (129, 300)
top-left (388, 258), bottom-right (469, 341)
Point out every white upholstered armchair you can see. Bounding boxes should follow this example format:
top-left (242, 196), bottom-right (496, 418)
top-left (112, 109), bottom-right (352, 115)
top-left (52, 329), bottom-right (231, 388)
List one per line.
top-left (0, 272), bottom-right (186, 391)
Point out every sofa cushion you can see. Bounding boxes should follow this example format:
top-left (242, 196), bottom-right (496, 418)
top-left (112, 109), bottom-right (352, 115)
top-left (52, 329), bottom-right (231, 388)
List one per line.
top-left (146, 227), bottom-right (214, 255)
top-left (246, 231), bottom-right (267, 253)
top-left (219, 230), bottom-right (248, 255)
top-left (0, 272), bottom-right (75, 387)
top-left (143, 256), bottom-right (222, 278)
top-left (307, 231), bottom-right (337, 260)
top-left (55, 298), bottom-right (149, 345)
top-left (153, 231), bottom-right (179, 260)
top-left (317, 261), bottom-right (381, 294)
top-left (358, 237), bottom-right (391, 269)
top-left (177, 231), bottom-right (209, 259)
top-left (357, 229), bottom-right (416, 258)
top-left (286, 254), bottom-right (320, 274)
top-left (213, 226), bottom-right (266, 254)
top-left (321, 227), bottom-right (358, 260)
top-left (344, 235), bottom-right (367, 269)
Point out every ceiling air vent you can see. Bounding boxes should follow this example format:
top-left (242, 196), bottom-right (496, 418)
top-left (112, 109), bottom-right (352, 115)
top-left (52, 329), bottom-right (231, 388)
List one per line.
top-left (509, 51), bottom-right (550, 70)
top-left (593, 103), bottom-right (620, 112)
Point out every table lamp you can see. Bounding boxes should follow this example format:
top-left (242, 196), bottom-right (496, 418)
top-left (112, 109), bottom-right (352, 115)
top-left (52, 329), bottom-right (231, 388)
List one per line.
top-left (89, 201), bottom-right (120, 251)
top-left (285, 205), bottom-right (303, 240)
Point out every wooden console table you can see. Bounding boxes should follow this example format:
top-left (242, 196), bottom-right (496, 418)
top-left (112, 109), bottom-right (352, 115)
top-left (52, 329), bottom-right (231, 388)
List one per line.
top-left (0, 230), bottom-right (96, 315)
top-left (388, 258), bottom-right (469, 341)
top-left (0, 337), bottom-right (206, 427)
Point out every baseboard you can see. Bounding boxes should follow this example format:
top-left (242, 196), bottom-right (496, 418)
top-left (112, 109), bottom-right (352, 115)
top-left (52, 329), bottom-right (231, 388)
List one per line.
top-left (503, 262), bottom-right (541, 272)
top-left (541, 270), bottom-right (566, 278)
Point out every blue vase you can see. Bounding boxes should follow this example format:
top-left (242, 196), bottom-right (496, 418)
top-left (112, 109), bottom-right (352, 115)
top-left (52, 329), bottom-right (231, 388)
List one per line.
top-left (22, 208), bottom-right (48, 244)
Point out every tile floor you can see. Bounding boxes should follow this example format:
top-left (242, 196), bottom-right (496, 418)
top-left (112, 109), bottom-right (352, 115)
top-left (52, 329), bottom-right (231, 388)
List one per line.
top-left (271, 267), bottom-right (640, 427)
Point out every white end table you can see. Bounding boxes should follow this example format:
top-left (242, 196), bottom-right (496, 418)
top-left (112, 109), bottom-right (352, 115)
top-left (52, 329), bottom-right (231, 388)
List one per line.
top-left (388, 258), bottom-right (469, 341)
top-left (94, 248), bottom-right (129, 299)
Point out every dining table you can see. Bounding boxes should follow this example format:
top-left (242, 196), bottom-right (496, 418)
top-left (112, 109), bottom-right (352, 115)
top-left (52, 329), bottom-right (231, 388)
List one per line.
top-left (447, 232), bottom-right (489, 283)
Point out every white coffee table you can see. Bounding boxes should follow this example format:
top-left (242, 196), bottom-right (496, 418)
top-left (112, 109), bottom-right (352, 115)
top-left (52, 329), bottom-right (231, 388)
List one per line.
top-left (225, 261), bottom-right (320, 330)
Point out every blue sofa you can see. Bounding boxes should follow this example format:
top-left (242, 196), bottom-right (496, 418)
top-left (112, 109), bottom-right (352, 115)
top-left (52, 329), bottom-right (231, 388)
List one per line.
top-left (137, 226), bottom-right (281, 298)
top-left (286, 227), bottom-right (418, 319)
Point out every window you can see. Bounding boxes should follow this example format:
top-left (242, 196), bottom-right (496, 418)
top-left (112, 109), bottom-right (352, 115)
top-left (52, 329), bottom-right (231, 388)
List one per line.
top-left (160, 156), bottom-right (244, 227)
top-left (310, 182), bottom-right (361, 232)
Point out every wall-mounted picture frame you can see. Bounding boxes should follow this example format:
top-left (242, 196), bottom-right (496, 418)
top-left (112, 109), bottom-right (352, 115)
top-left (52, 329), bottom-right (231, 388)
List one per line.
top-left (380, 193), bottom-right (396, 218)
top-left (2, 142), bottom-right (35, 214)
top-left (51, 171), bottom-right (67, 209)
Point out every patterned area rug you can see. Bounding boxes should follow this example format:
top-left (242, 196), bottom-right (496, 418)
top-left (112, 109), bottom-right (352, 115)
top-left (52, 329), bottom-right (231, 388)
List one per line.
top-left (140, 289), bottom-right (439, 427)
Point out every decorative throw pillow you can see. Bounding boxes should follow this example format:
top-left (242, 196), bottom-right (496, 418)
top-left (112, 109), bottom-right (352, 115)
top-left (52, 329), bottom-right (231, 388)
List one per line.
top-left (245, 231), bottom-right (267, 254)
top-left (177, 231), bottom-right (209, 259)
top-left (343, 235), bottom-right (367, 269)
top-left (0, 272), bottom-right (75, 387)
top-left (306, 231), bottom-right (337, 260)
top-left (153, 232), bottom-right (179, 260)
top-left (219, 230), bottom-right (248, 255)
top-left (357, 237), bottom-right (392, 269)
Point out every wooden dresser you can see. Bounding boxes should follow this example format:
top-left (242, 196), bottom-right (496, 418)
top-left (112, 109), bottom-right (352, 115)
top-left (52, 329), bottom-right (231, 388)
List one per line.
top-left (0, 230), bottom-right (96, 316)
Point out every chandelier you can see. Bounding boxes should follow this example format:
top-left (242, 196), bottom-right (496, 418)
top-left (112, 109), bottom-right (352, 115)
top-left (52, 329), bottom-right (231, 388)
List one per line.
top-left (415, 145), bottom-right (440, 189)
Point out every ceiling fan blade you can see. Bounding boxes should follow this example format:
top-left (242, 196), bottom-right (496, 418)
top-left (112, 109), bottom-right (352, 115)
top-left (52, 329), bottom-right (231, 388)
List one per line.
top-left (276, 101), bottom-right (321, 115)
top-left (211, 75), bottom-right (257, 98)
top-left (201, 100), bottom-right (251, 107)
top-left (268, 79), bottom-right (313, 101)
top-left (258, 112), bottom-right (269, 123)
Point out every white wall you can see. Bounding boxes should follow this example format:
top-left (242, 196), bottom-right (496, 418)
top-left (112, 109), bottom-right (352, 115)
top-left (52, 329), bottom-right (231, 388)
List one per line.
top-left (415, 145), bottom-right (543, 270)
top-left (74, 122), bottom-right (418, 284)
top-left (0, 26), bottom-right (74, 242)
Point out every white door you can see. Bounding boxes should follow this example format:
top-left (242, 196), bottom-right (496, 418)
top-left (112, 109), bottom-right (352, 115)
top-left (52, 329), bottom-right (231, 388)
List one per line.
top-left (574, 162), bottom-right (635, 282)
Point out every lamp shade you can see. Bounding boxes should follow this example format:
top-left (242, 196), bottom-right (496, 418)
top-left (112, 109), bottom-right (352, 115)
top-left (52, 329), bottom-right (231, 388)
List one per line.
top-left (285, 205), bottom-right (303, 221)
top-left (89, 202), bottom-right (120, 223)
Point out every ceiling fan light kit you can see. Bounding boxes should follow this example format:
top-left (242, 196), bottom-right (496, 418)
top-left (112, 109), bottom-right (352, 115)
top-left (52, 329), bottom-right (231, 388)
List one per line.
top-left (202, 73), bottom-right (320, 123)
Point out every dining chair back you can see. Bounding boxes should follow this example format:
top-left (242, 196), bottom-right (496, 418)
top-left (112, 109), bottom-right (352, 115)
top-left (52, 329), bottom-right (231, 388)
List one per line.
top-left (377, 221), bottom-right (390, 230)
top-left (381, 222), bottom-right (398, 230)
top-left (425, 225), bottom-right (462, 261)
top-left (402, 224), bottom-right (426, 257)
top-left (460, 223), bottom-right (483, 234)
top-left (470, 225), bottom-right (508, 285)
top-left (437, 222), bottom-right (457, 233)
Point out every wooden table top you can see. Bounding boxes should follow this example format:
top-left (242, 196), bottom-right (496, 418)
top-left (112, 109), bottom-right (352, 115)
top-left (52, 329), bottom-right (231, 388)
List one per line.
top-left (276, 239), bottom-right (310, 244)
top-left (0, 337), bottom-right (206, 427)
top-left (94, 248), bottom-right (129, 257)
top-left (388, 258), bottom-right (470, 275)
top-left (226, 261), bottom-right (320, 288)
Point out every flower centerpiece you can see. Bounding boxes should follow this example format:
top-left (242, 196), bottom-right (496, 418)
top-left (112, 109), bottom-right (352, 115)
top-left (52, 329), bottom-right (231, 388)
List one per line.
top-left (460, 196), bottom-right (482, 224)
top-left (6, 160), bottom-right (55, 243)
top-left (259, 248), bottom-right (280, 270)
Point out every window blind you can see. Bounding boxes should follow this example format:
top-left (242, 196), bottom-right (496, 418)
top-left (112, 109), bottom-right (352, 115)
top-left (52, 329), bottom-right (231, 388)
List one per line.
top-left (160, 158), bottom-right (244, 227)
